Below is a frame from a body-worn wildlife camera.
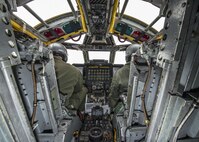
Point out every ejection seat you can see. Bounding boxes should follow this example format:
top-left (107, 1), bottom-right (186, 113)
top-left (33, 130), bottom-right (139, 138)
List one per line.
top-left (13, 40), bottom-right (81, 142)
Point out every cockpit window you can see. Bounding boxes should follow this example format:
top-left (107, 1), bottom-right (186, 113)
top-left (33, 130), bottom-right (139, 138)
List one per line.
top-left (114, 51), bottom-right (126, 64)
top-left (89, 51), bottom-right (110, 61)
top-left (14, 0), bottom-right (76, 27)
top-left (67, 49), bottom-right (84, 64)
top-left (13, 0), bottom-right (164, 31)
top-left (119, 0), bottom-right (165, 31)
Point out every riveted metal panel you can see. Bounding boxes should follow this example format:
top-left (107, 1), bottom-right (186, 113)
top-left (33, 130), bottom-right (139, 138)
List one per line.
top-left (156, 0), bottom-right (190, 66)
top-left (0, 0), bottom-right (21, 65)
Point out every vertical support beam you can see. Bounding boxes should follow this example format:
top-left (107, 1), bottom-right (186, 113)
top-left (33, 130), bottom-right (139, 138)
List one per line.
top-left (109, 0), bottom-right (119, 33)
top-left (40, 75), bottom-right (58, 133)
top-left (146, 61), bottom-right (175, 142)
top-left (109, 50), bottom-right (116, 63)
top-left (0, 60), bottom-right (36, 142)
top-left (0, 0), bottom-right (35, 141)
top-left (76, 0), bottom-right (88, 33)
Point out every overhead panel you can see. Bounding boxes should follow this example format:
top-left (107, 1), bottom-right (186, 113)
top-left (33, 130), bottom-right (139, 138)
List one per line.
top-left (89, 0), bottom-right (108, 35)
top-left (114, 22), bottom-right (151, 43)
top-left (38, 20), bottom-right (83, 44)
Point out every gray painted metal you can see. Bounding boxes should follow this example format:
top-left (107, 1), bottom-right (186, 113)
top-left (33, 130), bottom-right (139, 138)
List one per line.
top-left (0, 59), bottom-right (36, 142)
top-left (172, 102), bottom-right (196, 142)
top-left (39, 75), bottom-right (58, 133)
top-left (146, 62), bottom-right (177, 141)
top-left (0, 0), bottom-right (21, 65)
top-left (16, 0), bottom-right (33, 6)
top-left (15, 62), bottom-right (54, 133)
top-left (177, 139), bottom-right (199, 142)
top-left (0, 96), bottom-right (18, 142)
top-left (127, 75), bottom-right (139, 127)
top-left (146, 0), bottom-right (199, 141)
top-left (156, 0), bottom-right (190, 66)
top-left (67, 0), bottom-right (78, 19)
top-left (44, 53), bottom-right (63, 119)
top-left (186, 109), bottom-right (199, 138)
top-left (157, 96), bottom-right (192, 141)
top-left (127, 126), bottom-right (146, 142)
top-left (145, 66), bottom-right (161, 114)
top-left (0, 1), bottom-right (35, 141)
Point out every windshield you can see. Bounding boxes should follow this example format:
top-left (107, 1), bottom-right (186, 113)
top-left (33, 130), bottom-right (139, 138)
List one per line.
top-left (114, 51), bottom-right (126, 64)
top-left (14, 0), bottom-right (164, 31)
top-left (13, 0), bottom-right (165, 65)
top-left (119, 0), bottom-right (164, 31)
top-left (14, 0), bottom-right (77, 27)
top-left (89, 51), bottom-right (110, 61)
top-left (67, 49), bottom-right (84, 64)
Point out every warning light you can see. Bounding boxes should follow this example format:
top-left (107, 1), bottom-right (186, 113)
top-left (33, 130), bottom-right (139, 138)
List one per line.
top-left (125, 27), bottom-right (133, 36)
top-left (132, 31), bottom-right (141, 38)
top-left (115, 23), bottom-right (123, 32)
top-left (43, 31), bottom-right (56, 40)
top-left (140, 34), bottom-right (150, 41)
top-left (54, 28), bottom-right (65, 36)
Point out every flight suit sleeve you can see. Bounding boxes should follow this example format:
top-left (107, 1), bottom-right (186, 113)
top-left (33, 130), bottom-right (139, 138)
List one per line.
top-left (108, 73), bottom-right (120, 108)
top-left (68, 71), bottom-right (88, 110)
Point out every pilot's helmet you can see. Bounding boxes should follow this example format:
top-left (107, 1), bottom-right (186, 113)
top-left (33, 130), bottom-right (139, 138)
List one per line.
top-left (125, 44), bottom-right (140, 62)
top-left (48, 42), bottom-right (68, 62)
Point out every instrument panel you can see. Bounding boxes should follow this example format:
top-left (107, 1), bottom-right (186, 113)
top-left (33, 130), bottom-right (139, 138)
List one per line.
top-left (83, 60), bottom-right (113, 94)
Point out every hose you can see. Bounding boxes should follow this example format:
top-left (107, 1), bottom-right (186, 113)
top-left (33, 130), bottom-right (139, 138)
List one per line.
top-left (172, 103), bottom-right (197, 142)
top-left (31, 60), bottom-right (38, 126)
top-left (117, 35), bottom-right (127, 43)
top-left (124, 126), bottom-right (132, 142)
top-left (141, 61), bottom-right (152, 127)
top-left (114, 128), bottom-right (117, 142)
top-left (70, 33), bottom-right (82, 42)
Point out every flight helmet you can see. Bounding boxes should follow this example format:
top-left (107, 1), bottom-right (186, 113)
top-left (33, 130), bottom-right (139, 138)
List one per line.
top-left (48, 43), bottom-right (68, 62)
top-left (125, 44), bottom-right (140, 62)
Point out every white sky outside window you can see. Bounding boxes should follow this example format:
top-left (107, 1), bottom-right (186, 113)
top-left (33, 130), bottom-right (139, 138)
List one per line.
top-left (114, 51), bottom-right (126, 64)
top-left (89, 51), bottom-right (110, 61)
top-left (14, 0), bottom-right (77, 27)
top-left (13, 7), bottom-right (40, 27)
top-left (67, 49), bottom-right (84, 64)
top-left (119, 0), bottom-right (165, 31)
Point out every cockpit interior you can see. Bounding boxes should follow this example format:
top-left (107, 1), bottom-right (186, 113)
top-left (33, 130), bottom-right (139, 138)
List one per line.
top-left (0, 0), bottom-right (199, 142)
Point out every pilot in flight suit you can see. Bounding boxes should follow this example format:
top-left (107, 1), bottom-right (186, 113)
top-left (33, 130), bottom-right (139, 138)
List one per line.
top-left (49, 43), bottom-right (87, 110)
top-left (108, 44), bottom-right (141, 108)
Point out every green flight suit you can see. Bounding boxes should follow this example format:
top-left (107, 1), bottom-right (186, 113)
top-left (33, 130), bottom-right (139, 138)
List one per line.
top-left (108, 63), bottom-right (130, 108)
top-left (54, 57), bottom-right (87, 110)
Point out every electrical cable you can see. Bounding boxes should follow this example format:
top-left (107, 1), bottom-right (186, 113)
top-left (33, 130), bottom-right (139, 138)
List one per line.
top-left (117, 35), bottom-right (127, 43)
top-left (31, 60), bottom-right (38, 127)
top-left (172, 103), bottom-right (197, 142)
top-left (141, 60), bottom-right (152, 127)
top-left (124, 126), bottom-right (132, 142)
top-left (114, 128), bottom-right (117, 142)
top-left (70, 33), bottom-right (82, 42)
